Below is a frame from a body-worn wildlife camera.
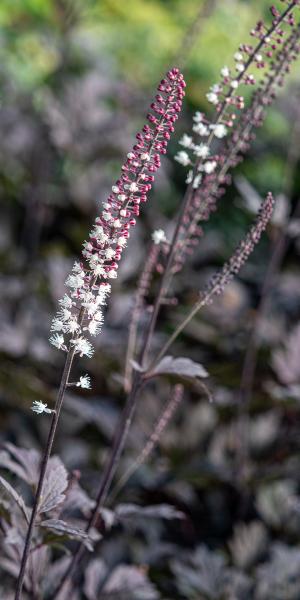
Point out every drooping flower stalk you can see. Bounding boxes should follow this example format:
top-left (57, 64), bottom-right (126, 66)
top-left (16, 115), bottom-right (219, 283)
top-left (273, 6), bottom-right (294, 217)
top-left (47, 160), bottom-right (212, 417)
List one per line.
top-left (15, 67), bottom-right (185, 600)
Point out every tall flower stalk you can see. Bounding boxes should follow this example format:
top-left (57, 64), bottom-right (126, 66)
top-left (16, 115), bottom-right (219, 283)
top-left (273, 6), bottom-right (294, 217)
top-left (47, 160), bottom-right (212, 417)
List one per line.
top-left (50, 5), bottom-right (300, 598)
top-left (14, 67), bottom-right (185, 600)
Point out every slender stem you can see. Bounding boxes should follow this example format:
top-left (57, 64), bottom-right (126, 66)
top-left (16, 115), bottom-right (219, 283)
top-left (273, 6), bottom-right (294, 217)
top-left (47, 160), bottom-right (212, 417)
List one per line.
top-left (48, 376), bottom-right (144, 598)
top-left (124, 244), bottom-right (159, 391)
top-left (236, 107), bottom-right (300, 479)
top-left (15, 346), bottom-right (76, 600)
top-left (109, 384), bottom-right (184, 502)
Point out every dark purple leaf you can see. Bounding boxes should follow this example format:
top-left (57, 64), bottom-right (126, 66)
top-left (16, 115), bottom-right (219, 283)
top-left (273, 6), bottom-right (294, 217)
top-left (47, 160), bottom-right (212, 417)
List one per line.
top-left (147, 356), bottom-right (208, 382)
top-left (40, 518), bottom-right (94, 551)
top-left (38, 457), bottom-right (68, 513)
top-left (0, 475), bottom-right (29, 523)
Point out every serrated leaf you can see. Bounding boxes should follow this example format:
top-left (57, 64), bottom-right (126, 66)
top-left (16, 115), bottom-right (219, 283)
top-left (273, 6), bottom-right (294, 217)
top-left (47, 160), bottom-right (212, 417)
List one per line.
top-left (147, 356), bottom-right (208, 382)
top-left (38, 457), bottom-right (68, 513)
top-left (40, 519), bottom-right (94, 551)
top-left (0, 475), bottom-right (29, 523)
top-left (0, 443), bottom-right (40, 486)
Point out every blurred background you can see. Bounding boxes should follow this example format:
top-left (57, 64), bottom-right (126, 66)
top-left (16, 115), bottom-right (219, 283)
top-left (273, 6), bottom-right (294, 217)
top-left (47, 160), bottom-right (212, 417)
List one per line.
top-left (1, 0), bottom-right (300, 598)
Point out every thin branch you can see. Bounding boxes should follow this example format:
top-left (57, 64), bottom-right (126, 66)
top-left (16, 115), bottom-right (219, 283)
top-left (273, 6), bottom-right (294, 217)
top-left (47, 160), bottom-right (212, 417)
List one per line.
top-left (110, 383), bottom-right (184, 502)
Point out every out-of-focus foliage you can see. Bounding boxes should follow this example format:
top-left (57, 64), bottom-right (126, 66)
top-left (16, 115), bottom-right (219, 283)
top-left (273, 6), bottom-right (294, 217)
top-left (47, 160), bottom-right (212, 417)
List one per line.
top-left (1, 0), bottom-right (300, 598)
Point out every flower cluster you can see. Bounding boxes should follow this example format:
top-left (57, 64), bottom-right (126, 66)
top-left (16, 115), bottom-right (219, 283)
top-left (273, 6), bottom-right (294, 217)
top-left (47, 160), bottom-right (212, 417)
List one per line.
top-left (50, 68), bottom-right (185, 370)
top-left (171, 1), bottom-right (300, 274)
top-left (175, 1), bottom-right (299, 188)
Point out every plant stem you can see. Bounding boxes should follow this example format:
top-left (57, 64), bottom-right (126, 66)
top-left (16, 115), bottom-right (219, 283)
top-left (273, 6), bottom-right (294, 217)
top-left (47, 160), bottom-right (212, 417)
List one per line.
top-left (15, 346), bottom-right (76, 600)
top-left (236, 108), bottom-right (300, 480)
top-left (48, 375), bottom-right (144, 598)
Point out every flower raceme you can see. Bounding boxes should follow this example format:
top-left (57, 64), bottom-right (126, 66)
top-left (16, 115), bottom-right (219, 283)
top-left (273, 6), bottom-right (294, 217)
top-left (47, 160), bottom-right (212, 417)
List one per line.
top-left (171, 1), bottom-right (300, 274)
top-left (175, 1), bottom-right (299, 184)
top-left (49, 68), bottom-right (185, 367)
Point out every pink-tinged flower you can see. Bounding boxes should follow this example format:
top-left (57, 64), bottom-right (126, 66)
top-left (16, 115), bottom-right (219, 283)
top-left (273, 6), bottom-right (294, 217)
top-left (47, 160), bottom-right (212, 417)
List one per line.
top-left (50, 68), bottom-right (185, 358)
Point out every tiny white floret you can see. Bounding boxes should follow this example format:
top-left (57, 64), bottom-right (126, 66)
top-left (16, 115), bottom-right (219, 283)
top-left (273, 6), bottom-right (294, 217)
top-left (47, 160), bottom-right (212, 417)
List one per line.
top-left (76, 375), bottom-right (92, 389)
top-left (179, 134), bottom-right (193, 148)
top-left (152, 229), bottom-right (167, 245)
top-left (174, 151), bottom-right (191, 166)
top-left (193, 144), bottom-right (210, 159)
top-left (31, 401), bottom-right (53, 415)
top-left (49, 333), bottom-right (65, 350)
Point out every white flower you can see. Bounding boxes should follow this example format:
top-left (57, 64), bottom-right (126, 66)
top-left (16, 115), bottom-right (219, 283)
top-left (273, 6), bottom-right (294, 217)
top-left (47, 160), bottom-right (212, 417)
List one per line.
top-left (179, 134), bottom-right (193, 148)
top-left (193, 111), bottom-right (204, 123)
top-left (112, 185), bottom-right (119, 193)
top-left (49, 334), bottom-right (65, 350)
top-left (105, 248), bottom-right (115, 259)
top-left (112, 219), bottom-right (121, 228)
top-left (174, 151), bottom-right (191, 166)
top-left (83, 241), bottom-right (93, 252)
top-left (118, 236), bottom-right (127, 247)
top-left (193, 123), bottom-right (209, 136)
top-left (76, 375), bottom-right (91, 389)
top-left (71, 337), bottom-right (94, 358)
top-left (65, 319), bottom-right (80, 334)
top-left (255, 53), bottom-right (263, 62)
top-left (234, 52), bottom-right (243, 61)
top-left (31, 401), bottom-right (53, 415)
top-left (59, 308), bottom-right (72, 322)
top-left (102, 211), bottom-right (111, 222)
top-left (186, 169), bottom-right (193, 184)
top-left (88, 320), bottom-right (102, 335)
top-left (66, 274), bottom-right (85, 289)
top-left (129, 182), bottom-right (139, 193)
top-left (59, 295), bottom-right (73, 309)
top-left (193, 144), bottom-right (210, 159)
top-left (92, 226), bottom-right (108, 242)
top-left (93, 309), bottom-right (104, 321)
top-left (206, 92), bottom-right (218, 105)
top-left (140, 152), bottom-right (150, 161)
top-left (203, 160), bottom-right (217, 174)
top-left (93, 264), bottom-right (106, 277)
top-left (152, 229), bottom-right (167, 245)
top-left (230, 80), bottom-right (239, 89)
top-left (211, 84), bottom-right (221, 93)
top-left (118, 194), bottom-right (127, 202)
top-left (212, 124), bottom-right (227, 139)
top-left (192, 174), bottom-right (202, 189)
top-left (51, 318), bottom-right (64, 332)
top-left (236, 63), bottom-right (245, 72)
top-left (127, 152), bottom-right (135, 159)
top-left (108, 269), bottom-right (118, 279)
top-left (221, 66), bottom-right (230, 77)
